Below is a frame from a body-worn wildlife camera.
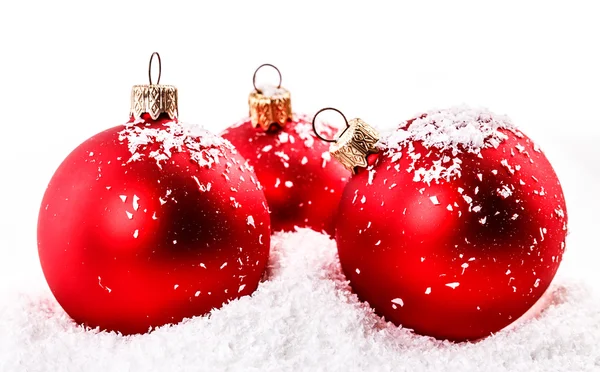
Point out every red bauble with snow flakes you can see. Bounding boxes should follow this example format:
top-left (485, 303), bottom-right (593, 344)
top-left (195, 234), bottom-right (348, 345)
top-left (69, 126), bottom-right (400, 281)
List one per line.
top-left (37, 54), bottom-right (270, 335)
top-left (221, 65), bottom-right (350, 236)
top-left (322, 106), bottom-right (567, 342)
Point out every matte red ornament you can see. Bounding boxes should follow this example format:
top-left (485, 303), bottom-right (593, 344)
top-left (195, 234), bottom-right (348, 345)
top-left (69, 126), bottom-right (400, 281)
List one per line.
top-left (329, 106), bottom-right (568, 342)
top-left (37, 55), bottom-right (270, 335)
top-left (222, 116), bottom-right (349, 236)
top-left (221, 65), bottom-right (350, 236)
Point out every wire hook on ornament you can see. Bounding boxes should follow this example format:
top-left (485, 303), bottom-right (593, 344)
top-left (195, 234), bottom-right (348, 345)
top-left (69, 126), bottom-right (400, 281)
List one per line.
top-left (148, 52), bottom-right (162, 85)
top-left (312, 107), bottom-right (350, 143)
top-left (252, 64), bottom-right (283, 94)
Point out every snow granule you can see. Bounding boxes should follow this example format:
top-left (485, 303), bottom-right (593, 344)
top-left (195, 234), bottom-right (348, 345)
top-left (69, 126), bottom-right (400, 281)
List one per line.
top-left (246, 215), bottom-right (255, 228)
top-left (1, 229), bottom-right (599, 372)
top-left (380, 105), bottom-right (518, 184)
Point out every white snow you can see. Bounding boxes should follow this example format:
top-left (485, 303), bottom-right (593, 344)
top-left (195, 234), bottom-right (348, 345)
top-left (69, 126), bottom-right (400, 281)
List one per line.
top-left (391, 298), bottom-right (404, 307)
top-left (255, 84), bottom-right (287, 97)
top-left (380, 105), bottom-right (519, 183)
top-left (1, 229), bottom-right (600, 371)
top-left (118, 118), bottom-right (234, 169)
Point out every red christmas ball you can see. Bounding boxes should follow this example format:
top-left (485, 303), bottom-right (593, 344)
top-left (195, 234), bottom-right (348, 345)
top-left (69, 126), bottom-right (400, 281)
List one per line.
top-left (37, 113), bottom-right (270, 335)
top-left (335, 106), bottom-right (567, 342)
top-left (222, 113), bottom-right (350, 236)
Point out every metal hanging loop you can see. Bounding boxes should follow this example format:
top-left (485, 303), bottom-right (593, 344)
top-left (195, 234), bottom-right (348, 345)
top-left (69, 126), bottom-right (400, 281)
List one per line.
top-left (252, 63), bottom-right (282, 94)
top-left (312, 107), bottom-right (350, 143)
top-left (148, 52), bottom-right (162, 85)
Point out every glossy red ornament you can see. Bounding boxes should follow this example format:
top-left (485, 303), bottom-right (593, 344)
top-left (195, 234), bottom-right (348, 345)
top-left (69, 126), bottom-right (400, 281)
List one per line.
top-left (37, 112), bottom-right (270, 335)
top-left (334, 106), bottom-right (567, 342)
top-left (221, 69), bottom-right (350, 235)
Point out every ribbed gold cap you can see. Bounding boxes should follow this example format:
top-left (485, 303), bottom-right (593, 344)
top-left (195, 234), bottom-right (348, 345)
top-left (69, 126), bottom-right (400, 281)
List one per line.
top-left (248, 86), bottom-right (292, 130)
top-left (129, 52), bottom-right (178, 120)
top-left (330, 118), bottom-right (380, 173)
top-left (130, 85), bottom-right (178, 120)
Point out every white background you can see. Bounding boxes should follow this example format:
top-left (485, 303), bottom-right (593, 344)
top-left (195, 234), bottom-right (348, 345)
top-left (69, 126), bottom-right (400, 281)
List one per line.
top-left (0, 0), bottom-right (599, 294)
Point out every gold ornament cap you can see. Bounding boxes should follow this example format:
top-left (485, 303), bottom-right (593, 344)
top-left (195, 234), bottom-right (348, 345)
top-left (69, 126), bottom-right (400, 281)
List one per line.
top-left (130, 52), bottom-right (178, 120)
top-left (248, 64), bottom-right (292, 131)
top-left (313, 108), bottom-right (380, 173)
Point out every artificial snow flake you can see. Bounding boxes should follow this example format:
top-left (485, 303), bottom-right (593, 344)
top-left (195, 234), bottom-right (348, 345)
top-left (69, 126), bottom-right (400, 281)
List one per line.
top-left (321, 152), bottom-right (331, 168)
top-left (193, 176), bottom-right (211, 192)
top-left (391, 298), bottom-right (404, 307)
top-left (278, 132), bottom-right (289, 143)
top-left (498, 185), bottom-right (513, 199)
top-left (367, 168), bottom-right (376, 185)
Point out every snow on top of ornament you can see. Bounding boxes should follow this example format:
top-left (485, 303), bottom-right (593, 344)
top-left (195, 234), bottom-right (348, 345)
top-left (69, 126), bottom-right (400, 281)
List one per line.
top-left (256, 84), bottom-right (287, 97)
top-left (118, 117), bottom-right (235, 169)
top-left (384, 105), bottom-right (516, 154)
top-left (381, 105), bottom-right (519, 183)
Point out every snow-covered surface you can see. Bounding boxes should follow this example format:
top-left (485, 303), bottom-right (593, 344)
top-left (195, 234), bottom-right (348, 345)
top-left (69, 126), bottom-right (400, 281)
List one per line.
top-left (0, 229), bottom-right (599, 371)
